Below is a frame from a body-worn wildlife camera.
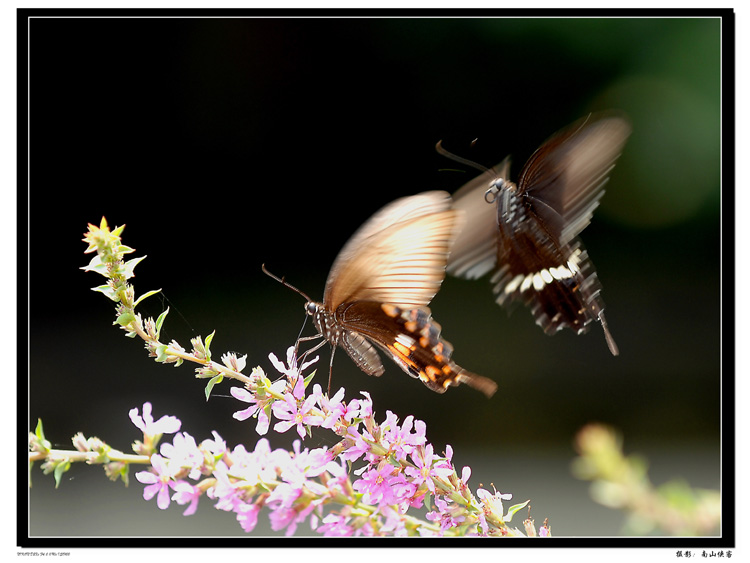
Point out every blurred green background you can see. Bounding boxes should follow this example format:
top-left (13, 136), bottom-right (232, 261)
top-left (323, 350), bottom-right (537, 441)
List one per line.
top-left (26, 15), bottom-right (723, 538)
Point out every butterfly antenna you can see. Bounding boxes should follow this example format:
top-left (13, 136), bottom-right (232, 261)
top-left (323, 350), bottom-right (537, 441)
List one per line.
top-left (261, 264), bottom-right (314, 302)
top-left (435, 140), bottom-right (492, 174)
top-left (296, 313), bottom-right (310, 343)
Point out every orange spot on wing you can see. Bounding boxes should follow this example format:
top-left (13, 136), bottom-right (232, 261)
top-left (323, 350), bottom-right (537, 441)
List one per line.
top-left (425, 365), bottom-right (442, 381)
top-left (381, 304), bottom-right (400, 318)
top-left (393, 341), bottom-right (412, 357)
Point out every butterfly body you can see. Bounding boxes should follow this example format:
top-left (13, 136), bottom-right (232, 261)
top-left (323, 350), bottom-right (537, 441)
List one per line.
top-left (305, 299), bottom-right (492, 395)
top-left (277, 190), bottom-right (497, 397)
top-left (447, 113), bottom-right (631, 355)
top-left (490, 177), bottom-right (605, 339)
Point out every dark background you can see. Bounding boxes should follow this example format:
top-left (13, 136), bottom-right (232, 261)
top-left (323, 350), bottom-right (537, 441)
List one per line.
top-left (24, 13), bottom-right (724, 539)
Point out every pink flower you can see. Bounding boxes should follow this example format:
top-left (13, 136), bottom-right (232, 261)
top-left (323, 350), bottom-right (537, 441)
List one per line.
top-left (160, 432), bottom-right (203, 480)
top-left (201, 431), bottom-right (227, 457)
top-left (382, 412), bottom-right (426, 461)
top-left (379, 506), bottom-right (409, 536)
top-left (404, 444), bottom-right (451, 494)
top-left (269, 346), bottom-right (318, 380)
top-left (477, 487), bottom-right (513, 527)
top-left (357, 391), bottom-right (373, 419)
top-left (135, 454), bottom-right (178, 510)
top-left (352, 463), bottom-right (399, 506)
top-left (208, 461), bottom-right (246, 513)
top-left (231, 386), bottom-right (270, 435)
top-left (317, 513), bottom-right (354, 536)
top-left (236, 502), bottom-right (261, 532)
top-left (171, 481), bottom-right (200, 516)
top-left (283, 441), bottom-right (334, 481)
top-left (265, 480), bottom-right (318, 536)
top-left (426, 496), bottom-right (466, 534)
top-left (312, 384), bottom-right (346, 429)
top-left (271, 386), bottom-right (320, 440)
top-left (129, 403), bottom-right (181, 436)
top-left (339, 426), bottom-right (372, 463)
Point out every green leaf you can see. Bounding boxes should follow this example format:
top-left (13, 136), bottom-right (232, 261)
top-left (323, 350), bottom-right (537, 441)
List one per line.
top-left (81, 255), bottom-right (109, 276)
top-left (34, 419), bottom-right (46, 442)
top-left (121, 255), bottom-right (147, 279)
top-left (205, 374), bottom-right (224, 401)
top-left (154, 307), bottom-right (170, 340)
top-left (53, 459), bottom-right (71, 489)
top-left (204, 330), bottom-right (216, 362)
top-left (120, 465), bottom-right (130, 487)
top-left (155, 344), bottom-right (169, 363)
top-left (133, 288), bottom-right (162, 308)
top-left (505, 500), bottom-right (530, 523)
top-left (91, 284), bottom-right (117, 301)
top-left (118, 244), bottom-right (136, 255)
top-left (111, 224), bottom-right (126, 237)
top-left (303, 368), bottom-right (317, 389)
top-left (115, 312), bottom-right (136, 326)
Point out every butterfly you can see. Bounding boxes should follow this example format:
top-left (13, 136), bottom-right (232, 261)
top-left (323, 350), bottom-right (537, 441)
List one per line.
top-left (443, 113), bottom-right (631, 356)
top-left (264, 190), bottom-right (497, 397)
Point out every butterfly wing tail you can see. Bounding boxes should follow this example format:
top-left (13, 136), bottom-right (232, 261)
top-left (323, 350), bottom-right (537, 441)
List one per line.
top-left (455, 369), bottom-right (498, 398)
top-left (597, 310), bottom-right (619, 356)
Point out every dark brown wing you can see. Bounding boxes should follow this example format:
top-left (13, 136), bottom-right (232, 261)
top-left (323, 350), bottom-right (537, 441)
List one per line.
top-left (517, 113), bottom-right (631, 246)
top-left (337, 300), bottom-right (497, 397)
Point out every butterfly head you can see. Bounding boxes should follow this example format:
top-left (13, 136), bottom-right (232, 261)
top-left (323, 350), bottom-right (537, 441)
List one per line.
top-left (304, 300), bottom-right (336, 341)
top-left (485, 177), bottom-right (514, 204)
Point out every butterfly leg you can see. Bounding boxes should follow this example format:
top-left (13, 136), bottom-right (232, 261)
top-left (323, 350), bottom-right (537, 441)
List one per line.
top-left (295, 333), bottom-right (325, 362)
top-left (295, 334), bottom-right (337, 393)
top-left (326, 346), bottom-right (337, 396)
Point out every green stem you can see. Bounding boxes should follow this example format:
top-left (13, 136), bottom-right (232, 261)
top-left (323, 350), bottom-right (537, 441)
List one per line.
top-left (29, 448), bottom-right (150, 465)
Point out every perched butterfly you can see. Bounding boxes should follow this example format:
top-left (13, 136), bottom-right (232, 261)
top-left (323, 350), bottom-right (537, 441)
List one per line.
top-left (264, 191), bottom-right (497, 397)
top-left (443, 113), bottom-right (631, 356)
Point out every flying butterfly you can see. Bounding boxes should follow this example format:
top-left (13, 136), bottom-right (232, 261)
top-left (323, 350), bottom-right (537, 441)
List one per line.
top-left (442, 113), bottom-right (631, 356)
top-left (264, 191), bottom-right (497, 397)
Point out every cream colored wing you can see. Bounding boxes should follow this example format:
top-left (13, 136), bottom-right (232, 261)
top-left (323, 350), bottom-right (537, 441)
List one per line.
top-left (447, 157), bottom-right (511, 280)
top-left (324, 191), bottom-right (461, 310)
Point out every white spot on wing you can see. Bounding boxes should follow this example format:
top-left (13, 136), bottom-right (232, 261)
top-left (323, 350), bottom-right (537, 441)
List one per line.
top-left (504, 274), bottom-right (524, 294)
top-left (520, 274), bottom-right (533, 292)
top-left (396, 333), bottom-right (415, 348)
